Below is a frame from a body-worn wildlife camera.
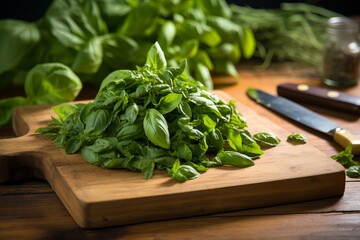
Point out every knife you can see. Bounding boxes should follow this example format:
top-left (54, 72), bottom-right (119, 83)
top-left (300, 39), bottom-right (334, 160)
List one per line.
top-left (277, 83), bottom-right (360, 115)
top-left (247, 88), bottom-right (360, 154)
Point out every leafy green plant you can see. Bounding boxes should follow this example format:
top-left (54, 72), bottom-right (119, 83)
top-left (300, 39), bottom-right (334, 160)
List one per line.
top-left (0, 63), bottom-right (82, 125)
top-left (231, 3), bottom-right (341, 68)
top-left (0, 0), bottom-right (256, 126)
top-left (37, 42), bottom-right (263, 182)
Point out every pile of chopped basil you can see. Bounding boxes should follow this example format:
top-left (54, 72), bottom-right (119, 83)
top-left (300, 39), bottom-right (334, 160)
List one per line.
top-left (37, 43), bottom-right (263, 182)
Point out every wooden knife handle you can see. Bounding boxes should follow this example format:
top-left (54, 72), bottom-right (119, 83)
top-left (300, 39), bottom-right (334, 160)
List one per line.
top-left (277, 83), bottom-right (360, 115)
top-left (333, 128), bottom-right (360, 155)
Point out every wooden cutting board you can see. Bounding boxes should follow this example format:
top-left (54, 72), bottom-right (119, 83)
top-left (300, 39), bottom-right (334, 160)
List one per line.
top-left (0, 90), bottom-right (345, 229)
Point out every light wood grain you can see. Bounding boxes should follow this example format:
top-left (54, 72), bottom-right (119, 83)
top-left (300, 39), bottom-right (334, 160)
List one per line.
top-left (0, 90), bottom-right (345, 228)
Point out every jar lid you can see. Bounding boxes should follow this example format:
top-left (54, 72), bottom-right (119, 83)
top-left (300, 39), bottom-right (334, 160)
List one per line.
top-left (327, 17), bottom-right (359, 35)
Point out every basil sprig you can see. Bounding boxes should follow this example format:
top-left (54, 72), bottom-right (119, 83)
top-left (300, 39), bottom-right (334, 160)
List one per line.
top-left (37, 43), bottom-right (262, 181)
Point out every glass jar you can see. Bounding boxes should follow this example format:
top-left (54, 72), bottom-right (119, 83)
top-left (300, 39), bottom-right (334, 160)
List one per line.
top-left (321, 17), bottom-right (360, 87)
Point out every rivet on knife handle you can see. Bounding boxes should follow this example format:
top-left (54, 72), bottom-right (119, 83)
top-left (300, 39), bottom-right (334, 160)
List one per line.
top-left (333, 128), bottom-right (360, 154)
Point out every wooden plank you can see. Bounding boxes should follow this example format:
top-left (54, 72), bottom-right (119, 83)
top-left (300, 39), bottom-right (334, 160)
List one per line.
top-left (1, 183), bottom-right (360, 240)
top-left (1, 181), bottom-right (359, 215)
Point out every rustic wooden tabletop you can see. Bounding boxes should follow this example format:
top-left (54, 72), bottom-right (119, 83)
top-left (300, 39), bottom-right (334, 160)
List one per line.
top-left (1, 61), bottom-right (359, 239)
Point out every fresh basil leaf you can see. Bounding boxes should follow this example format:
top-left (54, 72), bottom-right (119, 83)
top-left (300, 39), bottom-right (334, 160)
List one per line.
top-left (179, 39), bottom-right (199, 59)
top-left (253, 132), bottom-right (281, 147)
top-left (184, 161), bottom-right (208, 172)
top-left (54, 127), bottom-right (67, 148)
top-left (213, 59), bottom-right (238, 78)
top-left (116, 122), bottom-right (144, 141)
top-left (194, 62), bottom-right (213, 90)
top-left (87, 138), bottom-right (117, 153)
top-left (35, 125), bottom-right (62, 135)
top-left (240, 27), bottom-right (256, 59)
top-left (72, 36), bottom-right (103, 74)
top-left (177, 100), bottom-right (192, 118)
top-left (146, 42), bottom-right (167, 70)
top-left (24, 63), bottom-right (82, 104)
top-left (102, 34), bottom-right (140, 70)
top-left (201, 90), bottom-right (220, 103)
top-left (118, 4), bottom-right (157, 37)
top-left (287, 133), bottom-right (307, 144)
top-left (172, 142), bottom-right (193, 161)
top-left (229, 112), bottom-right (247, 128)
top-left (153, 156), bottom-right (177, 168)
top-left (52, 104), bottom-right (78, 122)
top-left (85, 109), bottom-right (112, 132)
top-left (238, 130), bottom-right (263, 158)
top-left (98, 151), bottom-right (119, 169)
top-left (144, 108), bottom-right (170, 149)
top-left (184, 7), bottom-right (206, 23)
top-left (200, 26), bottom-right (222, 47)
top-left (97, 0), bottom-right (132, 31)
top-left (190, 96), bottom-right (222, 118)
top-left (217, 105), bottom-right (231, 121)
top-left (79, 103), bottom-right (94, 123)
top-left (65, 135), bottom-right (83, 154)
top-left (215, 151), bottom-right (254, 168)
top-left (331, 145), bottom-right (358, 168)
top-left (51, 116), bottom-right (62, 125)
top-left (209, 43), bottom-right (239, 60)
top-left (199, 114), bottom-right (217, 133)
top-left (99, 69), bottom-right (132, 91)
top-left (222, 125), bottom-right (242, 150)
top-left (197, 0), bottom-right (231, 18)
top-left (141, 159), bottom-right (155, 180)
top-left (190, 137), bottom-right (208, 158)
top-left (0, 97), bottom-right (28, 126)
top-left (158, 21), bottom-right (176, 48)
top-left (193, 50), bottom-right (214, 70)
top-left (182, 125), bottom-right (204, 140)
top-left (346, 166), bottom-right (360, 178)
top-left (69, 118), bottom-right (85, 136)
top-left (0, 20), bottom-right (40, 74)
top-left (167, 159), bottom-right (200, 182)
top-left (123, 103), bottom-right (138, 124)
top-left (102, 156), bottom-right (132, 169)
top-left (149, 83), bottom-right (172, 95)
top-left (203, 156), bottom-right (222, 167)
top-left (208, 128), bottom-right (224, 152)
top-left (221, 125), bottom-right (263, 158)
top-left (168, 59), bottom-right (187, 78)
top-left (156, 93), bottom-right (182, 115)
top-left (81, 146), bottom-right (99, 165)
top-left (45, 0), bottom-right (107, 51)
top-left (207, 16), bottom-right (243, 43)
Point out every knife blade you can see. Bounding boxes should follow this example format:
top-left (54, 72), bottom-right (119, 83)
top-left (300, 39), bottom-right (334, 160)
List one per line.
top-left (247, 88), bottom-right (360, 154)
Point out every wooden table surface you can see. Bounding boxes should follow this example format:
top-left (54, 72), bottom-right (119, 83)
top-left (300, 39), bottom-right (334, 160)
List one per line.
top-left (1, 61), bottom-right (360, 239)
